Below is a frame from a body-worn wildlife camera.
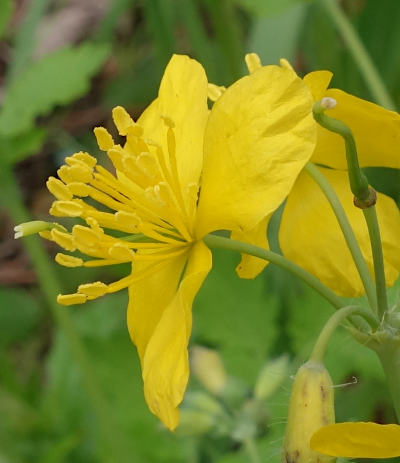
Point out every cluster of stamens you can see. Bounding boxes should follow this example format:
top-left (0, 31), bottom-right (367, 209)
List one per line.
top-left (42, 106), bottom-right (198, 305)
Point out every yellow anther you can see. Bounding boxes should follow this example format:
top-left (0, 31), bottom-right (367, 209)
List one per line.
top-left (94, 127), bottom-right (114, 151)
top-left (245, 53), bottom-right (262, 74)
top-left (39, 230), bottom-right (52, 240)
top-left (69, 151), bottom-right (97, 168)
top-left (112, 106), bottom-right (135, 136)
top-left (57, 293), bottom-right (87, 306)
top-left (86, 217), bottom-right (103, 234)
top-left (72, 224), bottom-right (102, 246)
top-left (114, 211), bottom-right (141, 232)
top-left (55, 253), bottom-right (83, 267)
top-left (58, 164), bottom-right (92, 184)
top-left (107, 148), bottom-right (125, 171)
top-left (161, 115), bottom-right (175, 129)
top-left (136, 152), bottom-right (159, 179)
top-left (57, 165), bottom-right (75, 184)
top-left (51, 228), bottom-right (76, 252)
top-left (207, 83), bottom-right (226, 102)
top-left (78, 281), bottom-right (108, 298)
top-left (108, 243), bottom-right (135, 261)
top-left (67, 182), bottom-right (90, 197)
top-left (46, 177), bottom-right (73, 201)
top-left (50, 200), bottom-right (84, 217)
top-left (280, 58), bottom-right (294, 71)
top-left (126, 124), bottom-right (143, 137)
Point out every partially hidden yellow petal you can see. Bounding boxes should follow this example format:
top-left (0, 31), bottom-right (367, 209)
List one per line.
top-left (141, 241), bottom-right (212, 430)
top-left (311, 422), bottom-right (400, 458)
top-left (137, 54), bottom-right (209, 188)
top-left (231, 215), bottom-right (271, 279)
top-left (312, 88), bottom-right (400, 169)
top-left (303, 70), bottom-right (333, 101)
top-left (196, 63), bottom-right (316, 237)
top-left (279, 167), bottom-right (400, 297)
top-left (128, 242), bottom-right (212, 430)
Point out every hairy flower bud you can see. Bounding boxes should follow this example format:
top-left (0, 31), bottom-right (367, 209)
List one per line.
top-left (282, 361), bottom-right (336, 463)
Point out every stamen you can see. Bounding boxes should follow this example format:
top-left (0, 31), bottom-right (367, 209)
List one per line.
top-left (47, 177), bottom-right (73, 201)
top-left (51, 228), bottom-right (76, 251)
top-left (57, 293), bottom-right (87, 305)
top-left (208, 83), bottom-right (226, 102)
top-left (108, 243), bottom-right (135, 261)
top-left (94, 127), bottom-right (114, 151)
top-left (50, 200), bottom-right (84, 217)
top-left (78, 281), bottom-right (108, 299)
top-left (55, 253), bottom-right (83, 267)
top-left (279, 58), bottom-right (294, 71)
top-left (245, 53), bottom-right (262, 74)
top-left (112, 106), bottom-right (135, 135)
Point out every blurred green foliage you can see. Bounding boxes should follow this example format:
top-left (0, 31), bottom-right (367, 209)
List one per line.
top-left (1, 0), bottom-right (400, 462)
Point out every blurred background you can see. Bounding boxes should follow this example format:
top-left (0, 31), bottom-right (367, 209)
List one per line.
top-left (1, 0), bottom-right (400, 462)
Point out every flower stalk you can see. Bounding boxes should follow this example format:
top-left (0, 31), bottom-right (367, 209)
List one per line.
top-left (313, 99), bottom-right (389, 319)
top-left (310, 305), bottom-right (378, 363)
top-left (203, 234), bottom-right (343, 310)
top-left (304, 162), bottom-right (377, 313)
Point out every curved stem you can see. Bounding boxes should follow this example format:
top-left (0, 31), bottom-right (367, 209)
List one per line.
top-left (203, 234), bottom-right (343, 310)
top-left (313, 101), bottom-right (370, 201)
top-left (321, 0), bottom-right (396, 111)
top-left (363, 207), bottom-right (388, 318)
top-left (310, 305), bottom-right (377, 363)
top-left (305, 162), bottom-right (377, 313)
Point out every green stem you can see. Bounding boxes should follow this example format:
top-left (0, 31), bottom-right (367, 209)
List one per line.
top-left (310, 305), bottom-right (377, 363)
top-left (243, 437), bottom-right (261, 463)
top-left (362, 207), bottom-right (388, 319)
top-left (321, 0), bottom-right (396, 111)
top-left (313, 100), bottom-right (370, 201)
top-left (203, 234), bottom-right (343, 310)
top-left (373, 336), bottom-right (400, 422)
top-left (1, 169), bottom-right (128, 463)
top-left (305, 162), bottom-right (377, 313)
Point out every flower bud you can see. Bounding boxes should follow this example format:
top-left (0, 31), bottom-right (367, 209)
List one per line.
top-left (191, 346), bottom-right (227, 395)
top-left (282, 361), bottom-right (336, 463)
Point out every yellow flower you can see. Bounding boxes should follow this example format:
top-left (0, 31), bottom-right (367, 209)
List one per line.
top-left (39, 54), bottom-right (316, 429)
top-left (311, 421), bottom-right (400, 458)
top-left (240, 55), bottom-right (400, 297)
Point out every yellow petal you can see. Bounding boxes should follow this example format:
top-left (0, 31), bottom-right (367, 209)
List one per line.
top-left (311, 422), bottom-right (400, 458)
top-left (312, 88), bottom-right (400, 169)
top-left (303, 70), bottom-right (333, 100)
top-left (132, 242), bottom-right (212, 430)
top-left (231, 215), bottom-right (271, 279)
top-left (279, 167), bottom-right (400, 297)
top-left (196, 63), bottom-right (316, 237)
top-left (137, 54), bottom-right (209, 188)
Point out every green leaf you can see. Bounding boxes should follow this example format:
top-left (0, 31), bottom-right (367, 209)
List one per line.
top-left (0, 42), bottom-right (109, 137)
top-left (6, 0), bottom-right (52, 83)
top-left (0, 128), bottom-right (46, 166)
top-left (0, 288), bottom-right (42, 347)
top-left (0, 0), bottom-right (12, 38)
top-left (193, 249), bottom-right (279, 383)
